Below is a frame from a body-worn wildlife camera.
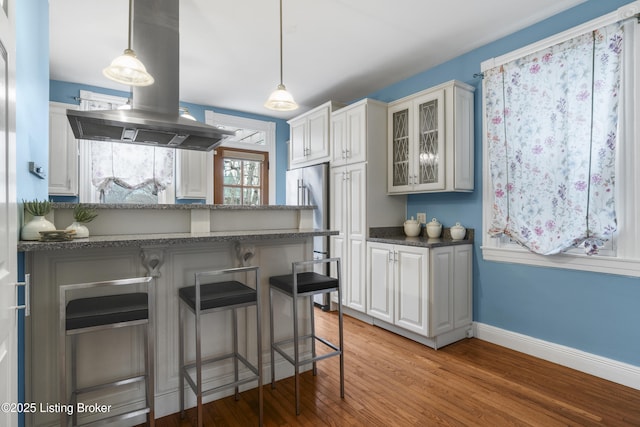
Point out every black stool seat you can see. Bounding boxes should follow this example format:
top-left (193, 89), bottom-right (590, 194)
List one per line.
top-left (179, 280), bottom-right (257, 311)
top-left (65, 293), bottom-right (148, 331)
top-left (269, 272), bottom-right (338, 295)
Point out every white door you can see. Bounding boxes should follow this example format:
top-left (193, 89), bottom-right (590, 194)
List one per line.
top-left (0, 1), bottom-right (19, 425)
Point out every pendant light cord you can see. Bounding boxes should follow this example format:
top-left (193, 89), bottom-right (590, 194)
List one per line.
top-left (127, 0), bottom-right (133, 51)
top-left (279, 0), bottom-right (284, 85)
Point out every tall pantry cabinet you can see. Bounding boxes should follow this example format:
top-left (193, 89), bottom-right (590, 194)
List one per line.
top-left (329, 99), bottom-right (405, 313)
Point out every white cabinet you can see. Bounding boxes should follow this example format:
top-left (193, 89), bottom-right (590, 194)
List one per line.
top-left (176, 150), bottom-right (208, 199)
top-left (331, 163), bottom-right (367, 311)
top-left (367, 241), bottom-right (472, 344)
top-left (329, 99), bottom-right (406, 314)
top-left (388, 80), bottom-right (474, 194)
top-left (288, 101), bottom-right (342, 168)
top-left (331, 102), bottom-right (366, 166)
top-left (49, 102), bottom-right (79, 196)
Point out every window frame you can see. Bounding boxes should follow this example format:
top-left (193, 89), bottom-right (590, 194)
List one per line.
top-left (213, 147), bottom-right (269, 205)
top-left (205, 111), bottom-right (277, 204)
top-left (481, 1), bottom-right (640, 277)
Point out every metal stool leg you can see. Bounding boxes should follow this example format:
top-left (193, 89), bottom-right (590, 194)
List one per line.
top-left (233, 308), bottom-right (240, 400)
top-left (309, 295), bottom-right (317, 376)
top-left (269, 286), bottom-right (276, 389)
top-left (179, 301), bottom-right (185, 419)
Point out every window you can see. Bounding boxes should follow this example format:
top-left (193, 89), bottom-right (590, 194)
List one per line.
top-left (481, 3), bottom-right (640, 276)
top-left (213, 147), bottom-right (268, 205)
top-left (77, 90), bottom-right (175, 204)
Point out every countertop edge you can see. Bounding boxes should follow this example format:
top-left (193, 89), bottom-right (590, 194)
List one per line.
top-left (366, 236), bottom-right (473, 248)
top-left (49, 203), bottom-right (315, 211)
top-left (18, 229), bottom-right (337, 252)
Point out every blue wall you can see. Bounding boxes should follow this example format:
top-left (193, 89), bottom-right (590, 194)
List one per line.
top-left (49, 80), bottom-right (290, 204)
top-left (367, 0), bottom-right (639, 366)
top-left (16, 1), bottom-right (49, 425)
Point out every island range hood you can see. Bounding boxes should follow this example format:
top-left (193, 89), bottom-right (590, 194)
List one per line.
top-left (66, 0), bottom-right (235, 151)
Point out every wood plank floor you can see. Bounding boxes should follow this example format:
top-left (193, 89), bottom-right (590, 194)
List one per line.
top-left (149, 309), bottom-right (640, 426)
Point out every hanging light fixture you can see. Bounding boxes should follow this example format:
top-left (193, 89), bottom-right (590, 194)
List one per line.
top-left (264, 0), bottom-right (298, 111)
top-left (103, 0), bottom-right (154, 87)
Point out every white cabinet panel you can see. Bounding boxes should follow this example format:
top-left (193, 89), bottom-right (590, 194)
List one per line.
top-left (331, 103), bottom-right (367, 166)
top-left (176, 150), bottom-right (208, 199)
top-left (368, 244), bottom-right (393, 323)
top-left (395, 246), bottom-right (429, 335)
top-left (49, 102), bottom-right (78, 196)
top-left (429, 247), bottom-right (454, 337)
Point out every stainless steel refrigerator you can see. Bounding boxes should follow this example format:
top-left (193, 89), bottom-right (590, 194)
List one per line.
top-left (286, 162), bottom-right (330, 310)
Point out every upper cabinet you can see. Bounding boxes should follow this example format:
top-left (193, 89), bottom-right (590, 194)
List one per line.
top-left (288, 101), bottom-right (342, 168)
top-left (49, 102), bottom-right (79, 196)
top-left (330, 102), bottom-right (367, 166)
top-left (387, 80), bottom-right (474, 194)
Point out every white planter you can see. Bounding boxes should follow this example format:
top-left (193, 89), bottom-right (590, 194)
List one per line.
top-left (21, 216), bottom-right (56, 241)
top-left (65, 221), bottom-right (90, 238)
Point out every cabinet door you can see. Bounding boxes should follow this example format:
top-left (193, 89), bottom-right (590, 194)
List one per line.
top-left (305, 106), bottom-right (331, 163)
top-left (288, 117), bottom-right (307, 167)
top-left (395, 246), bottom-right (429, 336)
top-left (388, 101), bottom-right (412, 193)
top-left (367, 242), bottom-right (394, 323)
top-left (330, 111), bottom-right (346, 166)
top-left (345, 163), bottom-right (367, 312)
top-left (429, 246), bottom-right (454, 336)
top-left (453, 245), bottom-right (473, 328)
top-left (412, 90), bottom-right (446, 192)
top-left (345, 105), bottom-right (366, 164)
top-left (49, 102), bottom-right (78, 196)
top-left (176, 150), bottom-right (207, 199)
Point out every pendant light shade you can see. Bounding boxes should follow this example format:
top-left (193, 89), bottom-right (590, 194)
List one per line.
top-left (103, 0), bottom-right (154, 87)
top-left (264, 0), bottom-right (298, 111)
top-left (265, 83), bottom-right (298, 111)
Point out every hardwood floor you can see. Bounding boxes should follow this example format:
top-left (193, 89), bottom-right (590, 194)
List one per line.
top-left (150, 309), bottom-right (640, 426)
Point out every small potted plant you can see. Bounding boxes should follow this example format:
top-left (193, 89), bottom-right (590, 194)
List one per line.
top-left (21, 199), bottom-right (56, 240)
top-left (65, 205), bottom-right (98, 238)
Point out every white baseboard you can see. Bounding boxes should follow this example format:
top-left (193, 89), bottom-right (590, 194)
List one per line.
top-left (474, 322), bottom-right (640, 391)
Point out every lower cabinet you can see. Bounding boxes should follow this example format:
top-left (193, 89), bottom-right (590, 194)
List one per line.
top-left (366, 241), bottom-right (472, 347)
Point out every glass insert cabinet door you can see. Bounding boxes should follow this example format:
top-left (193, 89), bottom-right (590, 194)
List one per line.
top-left (388, 89), bottom-right (445, 193)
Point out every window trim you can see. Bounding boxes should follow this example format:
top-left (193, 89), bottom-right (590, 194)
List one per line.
top-left (481, 1), bottom-right (640, 277)
top-left (213, 147), bottom-right (269, 205)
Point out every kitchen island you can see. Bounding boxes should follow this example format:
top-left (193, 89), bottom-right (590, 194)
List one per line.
top-left (20, 203), bottom-right (336, 427)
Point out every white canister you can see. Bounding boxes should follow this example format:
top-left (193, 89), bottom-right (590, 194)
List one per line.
top-left (426, 218), bottom-right (442, 238)
top-left (450, 222), bottom-right (467, 240)
top-left (403, 217), bottom-right (421, 237)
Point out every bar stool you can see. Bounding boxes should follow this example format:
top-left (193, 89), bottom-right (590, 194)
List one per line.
top-left (178, 266), bottom-right (263, 427)
top-left (268, 257), bottom-right (344, 415)
top-left (58, 276), bottom-right (155, 427)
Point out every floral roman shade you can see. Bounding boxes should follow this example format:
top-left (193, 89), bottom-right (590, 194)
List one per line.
top-left (90, 141), bottom-right (174, 198)
top-left (485, 22), bottom-right (622, 255)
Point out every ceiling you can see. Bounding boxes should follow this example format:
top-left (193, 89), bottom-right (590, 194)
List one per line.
top-left (49, 0), bottom-right (587, 120)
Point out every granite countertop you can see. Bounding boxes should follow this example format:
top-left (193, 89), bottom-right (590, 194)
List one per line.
top-left (50, 203), bottom-right (314, 211)
top-left (367, 227), bottom-right (474, 248)
top-left (18, 228), bottom-right (337, 252)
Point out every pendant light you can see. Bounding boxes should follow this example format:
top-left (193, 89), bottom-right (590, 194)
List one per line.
top-left (103, 0), bottom-right (154, 87)
top-left (264, 0), bottom-right (298, 111)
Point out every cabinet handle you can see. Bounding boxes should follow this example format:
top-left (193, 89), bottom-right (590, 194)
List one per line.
top-left (11, 274), bottom-right (31, 317)
top-left (345, 149), bottom-right (350, 158)
top-left (388, 251), bottom-right (393, 263)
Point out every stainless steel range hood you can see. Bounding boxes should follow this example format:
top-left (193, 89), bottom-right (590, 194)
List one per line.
top-left (66, 0), bottom-right (234, 151)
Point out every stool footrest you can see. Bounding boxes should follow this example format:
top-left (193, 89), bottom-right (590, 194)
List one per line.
top-left (73, 406), bottom-right (150, 427)
top-left (73, 374), bottom-right (147, 396)
top-left (182, 353), bottom-right (260, 397)
top-left (272, 334), bottom-right (342, 367)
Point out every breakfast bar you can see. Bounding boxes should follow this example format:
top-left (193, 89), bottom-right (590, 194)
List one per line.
top-left (19, 203), bottom-right (337, 427)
